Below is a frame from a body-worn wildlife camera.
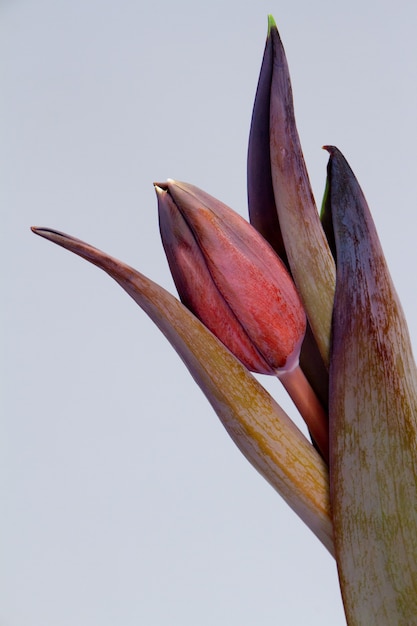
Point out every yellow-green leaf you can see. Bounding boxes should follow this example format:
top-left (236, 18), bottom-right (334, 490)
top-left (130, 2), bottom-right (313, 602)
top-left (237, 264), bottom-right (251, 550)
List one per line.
top-left (31, 226), bottom-right (333, 554)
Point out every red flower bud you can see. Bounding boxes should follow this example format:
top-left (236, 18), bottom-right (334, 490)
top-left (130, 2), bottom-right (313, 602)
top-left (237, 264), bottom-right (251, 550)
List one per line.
top-left (155, 179), bottom-right (306, 376)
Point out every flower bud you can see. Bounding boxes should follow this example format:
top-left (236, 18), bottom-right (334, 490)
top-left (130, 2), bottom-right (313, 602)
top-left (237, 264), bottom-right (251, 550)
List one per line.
top-left (155, 179), bottom-right (306, 376)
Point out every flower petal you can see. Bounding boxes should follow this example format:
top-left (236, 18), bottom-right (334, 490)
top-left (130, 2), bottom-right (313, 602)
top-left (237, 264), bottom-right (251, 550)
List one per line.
top-left (156, 184), bottom-right (275, 374)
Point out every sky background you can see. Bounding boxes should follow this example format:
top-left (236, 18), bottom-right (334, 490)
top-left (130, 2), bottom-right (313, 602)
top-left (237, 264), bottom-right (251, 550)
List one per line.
top-left (2, 0), bottom-right (417, 624)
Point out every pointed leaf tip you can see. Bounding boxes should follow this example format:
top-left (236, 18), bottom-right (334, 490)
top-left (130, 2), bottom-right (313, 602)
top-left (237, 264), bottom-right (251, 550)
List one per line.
top-left (267, 14), bottom-right (277, 35)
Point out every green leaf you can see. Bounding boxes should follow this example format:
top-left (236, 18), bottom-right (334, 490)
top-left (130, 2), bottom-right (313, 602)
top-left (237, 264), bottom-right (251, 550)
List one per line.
top-left (31, 226), bottom-right (333, 554)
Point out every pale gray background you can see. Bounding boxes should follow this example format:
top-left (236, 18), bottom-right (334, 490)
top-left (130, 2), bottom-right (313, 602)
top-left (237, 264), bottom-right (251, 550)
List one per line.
top-left (2, 0), bottom-right (417, 624)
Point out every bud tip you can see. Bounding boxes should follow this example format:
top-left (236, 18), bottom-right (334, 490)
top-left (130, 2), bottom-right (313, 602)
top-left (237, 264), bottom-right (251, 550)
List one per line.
top-left (267, 14), bottom-right (276, 36)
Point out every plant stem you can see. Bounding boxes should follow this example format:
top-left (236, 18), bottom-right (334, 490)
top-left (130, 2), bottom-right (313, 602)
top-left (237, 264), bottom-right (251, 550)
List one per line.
top-left (278, 365), bottom-right (329, 463)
